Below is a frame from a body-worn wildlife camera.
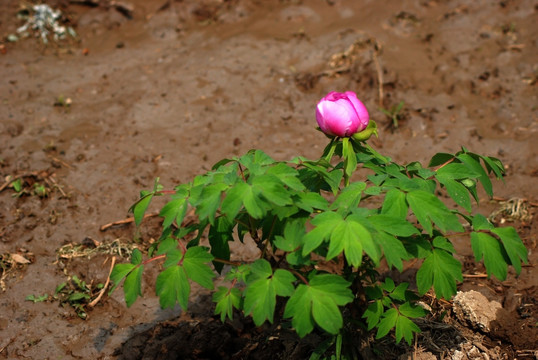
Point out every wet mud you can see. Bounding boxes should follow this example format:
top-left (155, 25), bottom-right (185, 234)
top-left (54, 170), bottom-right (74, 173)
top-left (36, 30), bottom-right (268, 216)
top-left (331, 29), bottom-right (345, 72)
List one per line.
top-left (0, 0), bottom-right (537, 359)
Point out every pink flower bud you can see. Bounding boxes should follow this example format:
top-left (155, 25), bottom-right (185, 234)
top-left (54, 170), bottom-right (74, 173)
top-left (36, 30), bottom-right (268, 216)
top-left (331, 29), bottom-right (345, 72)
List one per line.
top-left (316, 91), bottom-right (370, 137)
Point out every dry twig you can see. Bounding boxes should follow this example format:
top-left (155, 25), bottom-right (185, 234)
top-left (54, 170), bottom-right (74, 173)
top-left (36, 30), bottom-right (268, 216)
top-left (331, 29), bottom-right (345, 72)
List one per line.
top-left (88, 256), bottom-right (116, 307)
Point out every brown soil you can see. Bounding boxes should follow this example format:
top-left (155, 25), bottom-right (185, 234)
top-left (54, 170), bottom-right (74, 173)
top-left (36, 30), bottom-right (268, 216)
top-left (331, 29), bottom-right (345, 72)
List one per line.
top-left (0, 0), bottom-right (536, 359)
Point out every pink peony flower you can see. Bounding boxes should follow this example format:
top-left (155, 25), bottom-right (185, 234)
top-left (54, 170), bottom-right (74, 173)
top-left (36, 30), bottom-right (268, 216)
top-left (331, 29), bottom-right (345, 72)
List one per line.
top-left (316, 91), bottom-right (369, 137)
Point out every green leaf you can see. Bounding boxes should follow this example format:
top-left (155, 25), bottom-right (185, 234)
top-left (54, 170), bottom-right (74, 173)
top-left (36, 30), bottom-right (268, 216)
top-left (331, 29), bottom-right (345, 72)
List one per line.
top-left (253, 149), bottom-right (274, 165)
top-left (208, 217), bottom-right (233, 273)
top-left (328, 214), bottom-right (379, 267)
top-left (407, 190), bottom-right (464, 235)
top-left (213, 286), bottom-right (241, 322)
top-left (295, 192), bottom-right (329, 212)
top-left (131, 192), bottom-right (154, 227)
top-left (183, 247), bottom-right (215, 289)
top-left (479, 155), bottom-right (504, 179)
top-left (398, 302), bottom-right (427, 318)
top-left (131, 248), bottom-right (142, 265)
top-left (472, 214), bottom-right (494, 231)
top-left (253, 174), bottom-right (293, 207)
top-left (211, 158), bottom-right (235, 170)
top-left (123, 265), bottom-right (144, 307)
top-left (266, 163), bottom-right (305, 191)
top-left (428, 153), bottom-right (454, 167)
top-left (436, 163), bottom-right (480, 180)
top-left (368, 214), bottom-right (419, 237)
top-left (381, 189), bottom-right (408, 219)
top-left (221, 182), bottom-right (248, 221)
top-left (491, 227), bottom-right (528, 274)
top-left (195, 183), bottom-right (227, 224)
top-left (244, 260), bottom-right (295, 325)
top-left (374, 231), bottom-right (409, 272)
top-left (242, 183), bottom-right (268, 219)
top-left (284, 274), bottom-right (353, 337)
top-left (274, 220), bottom-right (305, 252)
top-left (470, 232), bottom-right (507, 280)
top-left (109, 263), bottom-right (135, 293)
top-left (303, 211), bottom-right (343, 255)
top-left (376, 308), bottom-right (398, 339)
top-left (160, 196), bottom-right (188, 230)
top-left (436, 177), bottom-right (472, 212)
top-left (342, 137), bottom-right (357, 178)
top-left (330, 182), bottom-right (366, 213)
top-left (156, 265), bottom-right (189, 309)
top-left (416, 249), bottom-right (462, 299)
top-left (457, 153), bottom-right (493, 198)
top-left (432, 236), bottom-right (456, 253)
top-left (363, 300), bottom-right (383, 330)
top-left (395, 314), bottom-right (421, 345)
top-left (68, 292), bottom-right (90, 302)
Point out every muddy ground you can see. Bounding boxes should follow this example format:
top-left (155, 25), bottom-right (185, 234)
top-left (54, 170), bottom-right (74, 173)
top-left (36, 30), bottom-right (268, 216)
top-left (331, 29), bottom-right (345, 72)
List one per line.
top-left (0, 0), bottom-right (537, 359)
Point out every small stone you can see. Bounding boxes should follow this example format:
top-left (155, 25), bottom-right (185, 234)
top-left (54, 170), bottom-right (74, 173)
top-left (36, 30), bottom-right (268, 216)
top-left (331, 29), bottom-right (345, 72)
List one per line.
top-left (453, 290), bottom-right (502, 332)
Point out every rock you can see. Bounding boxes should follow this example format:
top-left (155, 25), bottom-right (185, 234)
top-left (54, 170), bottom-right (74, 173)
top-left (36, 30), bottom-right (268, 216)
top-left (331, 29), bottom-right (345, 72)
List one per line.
top-left (453, 290), bottom-right (502, 333)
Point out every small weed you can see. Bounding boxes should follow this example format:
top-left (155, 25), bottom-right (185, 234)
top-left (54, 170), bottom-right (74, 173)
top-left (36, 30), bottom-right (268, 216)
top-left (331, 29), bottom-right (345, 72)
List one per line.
top-left (25, 294), bottom-right (49, 303)
top-left (27, 275), bottom-right (103, 319)
top-left (380, 101), bottom-right (405, 129)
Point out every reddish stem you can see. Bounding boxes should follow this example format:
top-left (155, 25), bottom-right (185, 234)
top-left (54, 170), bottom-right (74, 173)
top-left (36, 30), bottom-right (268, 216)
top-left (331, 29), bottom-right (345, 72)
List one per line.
top-left (142, 254), bottom-right (166, 265)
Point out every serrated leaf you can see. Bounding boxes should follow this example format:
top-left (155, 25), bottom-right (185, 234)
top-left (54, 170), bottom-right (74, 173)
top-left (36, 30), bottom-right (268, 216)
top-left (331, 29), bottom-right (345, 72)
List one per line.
top-left (156, 265), bottom-right (189, 309)
top-left (252, 174), bottom-right (292, 207)
top-left (195, 183), bottom-right (227, 224)
top-left (266, 163), bottom-right (305, 191)
top-left (295, 192), bottom-right (329, 212)
top-left (208, 217), bottom-right (233, 273)
top-left (242, 183), bottom-right (267, 219)
top-left (472, 214), bottom-right (494, 231)
top-left (183, 247), bottom-right (215, 289)
top-left (274, 220), bottom-right (304, 252)
top-left (436, 163), bottom-right (480, 180)
top-left (398, 302), bottom-right (427, 318)
top-left (363, 300), bottom-right (383, 330)
top-left (470, 232), bottom-right (507, 280)
top-left (491, 227), bottom-right (528, 274)
top-left (479, 154), bottom-right (504, 179)
top-left (457, 153), bottom-right (493, 198)
top-left (416, 249), bottom-right (462, 299)
top-left (432, 236), bottom-right (456, 253)
top-left (381, 189), bottom-right (408, 219)
top-left (395, 315), bottom-right (421, 345)
top-left (160, 196), bottom-right (188, 230)
top-left (330, 182), bottom-right (366, 213)
top-left (302, 211), bottom-right (343, 255)
top-left (407, 190), bottom-right (464, 235)
top-left (326, 216), bottom-right (377, 267)
top-left (374, 231), bottom-right (409, 272)
top-left (213, 286), bottom-right (241, 322)
top-left (376, 308), bottom-right (398, 339)
top-left (368, 214), bottom-right (419, 237)
top-left (221, 182), bottom-right (248, 221)
top-left (284, 274), bottom-right (353, 337)
top-left (437, 177), bottom-right (472, 212)
top-left (244, 260), bottom-right (295, 325)
top-left (124, 265), bottom-right (144, 307)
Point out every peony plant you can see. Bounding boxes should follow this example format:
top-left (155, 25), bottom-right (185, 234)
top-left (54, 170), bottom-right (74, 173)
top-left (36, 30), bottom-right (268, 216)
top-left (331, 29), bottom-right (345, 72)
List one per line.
top-left (110, 91), bottom-right (527, 355)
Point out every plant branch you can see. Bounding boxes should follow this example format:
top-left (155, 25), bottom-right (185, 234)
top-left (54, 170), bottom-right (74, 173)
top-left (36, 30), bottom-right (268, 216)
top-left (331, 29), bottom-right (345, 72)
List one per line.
top-left (142, 254), bottom-right (166, 265)
top-left (433, 158), bottom-right (455, 171)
